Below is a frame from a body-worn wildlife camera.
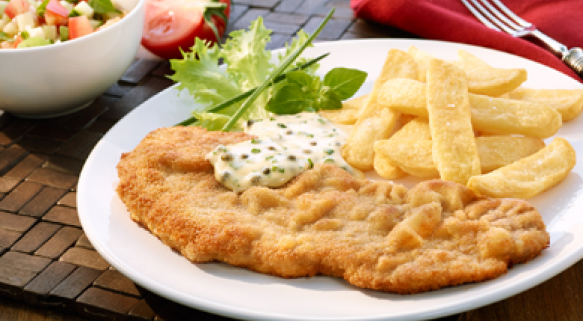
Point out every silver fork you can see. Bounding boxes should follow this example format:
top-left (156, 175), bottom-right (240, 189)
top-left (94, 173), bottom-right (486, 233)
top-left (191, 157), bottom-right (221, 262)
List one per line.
top-left (461, 0), bottom-right (583, 77)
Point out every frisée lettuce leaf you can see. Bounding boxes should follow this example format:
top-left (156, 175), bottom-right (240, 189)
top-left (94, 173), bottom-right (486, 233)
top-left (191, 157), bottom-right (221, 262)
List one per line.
top-left (170, 15), bottom-right (367, 131)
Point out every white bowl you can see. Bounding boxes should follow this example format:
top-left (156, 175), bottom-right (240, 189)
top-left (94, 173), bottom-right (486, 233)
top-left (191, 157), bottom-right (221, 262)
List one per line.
top-left (0, 0), bottom-right (145, 118)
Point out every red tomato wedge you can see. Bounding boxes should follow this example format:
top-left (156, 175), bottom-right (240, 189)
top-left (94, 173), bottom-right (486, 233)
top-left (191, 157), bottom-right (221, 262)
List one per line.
top-left (12, 35), bottom-right (23, 48)
top-left (68, 16), bottom-right (94, 40)
top-left (141, 0), bottom-right (230, 59)
top-left (4, 0), bottom-right (30, 19)
top-left (44, 0), bottom-right (70, 26)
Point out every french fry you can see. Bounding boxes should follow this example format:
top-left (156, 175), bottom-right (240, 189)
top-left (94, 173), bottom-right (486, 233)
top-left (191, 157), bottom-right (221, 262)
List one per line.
top-left (467, 138), bottom-right (576, 198)
top-left (342, 49), bottom-right (418, 171)
top-left (373, 152), bottom-right (408, 179)
top-left (456, 49), bottom-right (527, 96)
top-left (426, 59), bottom-right (480, 184)
top-left (374, 118), bottom-right (432, 178)
top-left (507, 87), bottom-right (583, 121)
top-left (319, 93), bottom-right (369, 125)
top-left (377, 79), bottom-right (562, 138)
top-left (407, 46), bottom-right (435, 82)
top-left (377, 119), bottom-right (544, 178)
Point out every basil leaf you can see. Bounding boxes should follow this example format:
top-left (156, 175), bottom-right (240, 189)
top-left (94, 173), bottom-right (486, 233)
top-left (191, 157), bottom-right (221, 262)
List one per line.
top-left (88, 0), bottom-right (120, 15)
top-left (323, 67), bottom-right (367, 100)
top-left (285, 70), bottom-right (314, 89)
top-left (20, 31), bottom-right (30, 40)
top-left (266, 83), bottom-right (312, 115)
top-left (0, 32), bottom-right (11, 42)
top-left (37, 0), bottom-right (50, 16)
top-left (316, 86), bottom-right (342, 110)
top-left (68, 10), bottom-right (80, 17)
top-left (17, 37), bottom-right (52, 48)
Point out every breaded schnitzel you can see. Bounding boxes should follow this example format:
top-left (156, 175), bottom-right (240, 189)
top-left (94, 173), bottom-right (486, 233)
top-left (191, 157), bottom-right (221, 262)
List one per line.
top-left (116, 126), bottom-right (550, 294)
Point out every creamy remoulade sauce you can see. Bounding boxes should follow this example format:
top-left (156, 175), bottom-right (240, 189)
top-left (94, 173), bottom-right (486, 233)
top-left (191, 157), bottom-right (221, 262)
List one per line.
top-left (206, 112), bottom-right (362, 192)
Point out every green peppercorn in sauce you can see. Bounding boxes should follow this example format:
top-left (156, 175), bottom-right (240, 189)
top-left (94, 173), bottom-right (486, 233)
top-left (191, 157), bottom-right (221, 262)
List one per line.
top-left (206, 113), bottom-right (362, 192)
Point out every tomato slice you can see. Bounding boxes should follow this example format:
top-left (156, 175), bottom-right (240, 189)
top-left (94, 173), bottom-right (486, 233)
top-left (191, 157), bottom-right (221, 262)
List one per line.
top-left (141, 0), bottom-right (230, 59)
top-left (68, 16), bottom-right (94, 40)
top-left (44, 0), bottom-right (70, 26)
top-left (4, 0), bottom-right (30, 19)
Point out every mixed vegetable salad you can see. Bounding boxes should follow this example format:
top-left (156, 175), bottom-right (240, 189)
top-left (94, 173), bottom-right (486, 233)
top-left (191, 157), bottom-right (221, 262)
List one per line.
top-left (0, 0), bottom-right (125, 49)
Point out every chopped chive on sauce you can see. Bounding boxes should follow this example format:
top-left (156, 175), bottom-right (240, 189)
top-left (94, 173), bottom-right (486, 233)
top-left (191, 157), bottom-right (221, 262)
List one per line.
top-left (277, 123), bottom-right (287, 128)
top-left (251, 148), bottom-right (261, 154)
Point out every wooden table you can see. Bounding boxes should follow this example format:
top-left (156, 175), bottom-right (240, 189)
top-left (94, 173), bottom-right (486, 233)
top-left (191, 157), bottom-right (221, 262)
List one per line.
top-left (1, 0), bottom-right (582, 320)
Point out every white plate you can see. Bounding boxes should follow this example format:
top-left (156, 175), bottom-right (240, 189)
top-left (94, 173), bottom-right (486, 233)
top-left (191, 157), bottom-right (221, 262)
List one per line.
top-left (78, 39), bottom-right (583, 321)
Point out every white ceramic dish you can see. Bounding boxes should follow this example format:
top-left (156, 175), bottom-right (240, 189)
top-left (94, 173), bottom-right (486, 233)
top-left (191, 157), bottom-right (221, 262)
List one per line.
top-left (0, 0), bottom-right (145, 118)
top-left (78, 39), bottom-right (583, 321)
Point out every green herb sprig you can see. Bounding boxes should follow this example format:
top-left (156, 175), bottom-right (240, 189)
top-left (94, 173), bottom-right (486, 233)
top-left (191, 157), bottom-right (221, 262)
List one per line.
top-left (222, 9), bottom-right (335, 131)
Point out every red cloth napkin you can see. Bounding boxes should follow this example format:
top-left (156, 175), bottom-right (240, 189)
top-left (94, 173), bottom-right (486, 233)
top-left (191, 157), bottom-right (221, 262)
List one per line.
top-left (351, 0), bottom-right (583, 82)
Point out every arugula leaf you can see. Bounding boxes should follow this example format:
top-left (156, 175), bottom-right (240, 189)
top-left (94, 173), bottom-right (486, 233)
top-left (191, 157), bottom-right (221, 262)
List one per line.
top-left (323, 67), bottom-right (367, 100)
top-left (0, 32), bottom-right (11, 42)
top-left (88, 0), bottom-right (121, 15)
top-left (36, 0), bottom-right (50, 17)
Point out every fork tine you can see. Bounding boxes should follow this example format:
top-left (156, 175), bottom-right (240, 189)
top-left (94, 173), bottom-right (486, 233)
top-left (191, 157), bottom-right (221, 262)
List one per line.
top-left (489, 0), bottom-right (532, 28)
top-left (460, 0), bottom-right (501, 31)
top-left (477, 0), bottom-right (522, 31)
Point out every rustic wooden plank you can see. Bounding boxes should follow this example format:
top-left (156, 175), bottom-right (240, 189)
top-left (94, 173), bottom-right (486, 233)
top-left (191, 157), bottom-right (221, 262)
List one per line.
top-left (61, 100), bottom-right (110, 130)
top-left (0, 211), bottom-right (37, 232)
top-left (232, 0), bottom-right (280, 8)
top-left (23, 261), bottom-right (76, 304)
top-left (265, 12), bottom-right (310, 25)
top-left (58, 192), bottom-right (77, 208)
top-left (59, 247), bottom-right (110, 271)
top-left (0, 177), bottom-right (20, 194)
top-left (129, 292), bottom-right (171, 321)
top-left (274, 0), bottom-right (304, 13)
top-left (11, 222), bottom-right (61, 253)
top-left (35, 226), bottom-right (83, 259)
top-left (42, 156), bottom-right (85, 176)
top-left (3, 153), bottom-right (48, 180)
top-left (50, 266), bottom-right (103, 300)
top-left (75, 234), bottom-right (94, 250)
top-left (0, 228), bottom-right (22, 248)
top-left (0, 118), bottom-right (36, 147)
top-left (20, 187), bottom-right (68, 217)
top-left (12, 136), bottom-right (62, 154)
top-left (0, 182), bottom-right (43, 213)
top-left (0, 145), bottom-right (28, 175)
top-left (27, 125), bottom-right (78, 142)
top-left (56, 130), bottom-right (102, 159)
top-left (26, 168), bottom-right (78, 190)
top-left (42, 206), bottom-right (80, 227)
top-left (77, 287), bottom-right (140, 319)
top-left (0, 251), bottom-right (52, 273)
top-left (93, 270), bottom-right (141, 297)
top-left (303, 16), bottom-right (353, 40)
top-left (232, 8), bottom-right (270, 30)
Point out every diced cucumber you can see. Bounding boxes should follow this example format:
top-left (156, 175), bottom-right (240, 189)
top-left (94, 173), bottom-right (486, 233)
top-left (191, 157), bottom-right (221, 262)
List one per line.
top-left (73, 1), bottom-right (93, 18)
top-left (59, 25), bottom-right (68, 41)
top-left (3, 20), bottom-right (18, 36)
top-left (104, 11), bottom-right (122, 20)
top-left (60, 0), bottom-right (73, 12)
top-left (16, 11), bottom-right (36, 32)
top-left (43, 24), bottom-right (56, 41)
top-left (88, 19), bottom-right (101, 29)
top-left (17, 36), bottom-right (51, 48)
top-left (0, 1), bottom-right (9, 16)
top-left (27, 26), bottom-right (45, 39)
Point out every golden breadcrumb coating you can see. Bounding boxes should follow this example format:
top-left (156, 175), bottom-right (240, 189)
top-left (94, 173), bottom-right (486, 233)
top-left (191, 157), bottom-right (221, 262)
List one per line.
top-left (116, 126), bottom-right (550, 294)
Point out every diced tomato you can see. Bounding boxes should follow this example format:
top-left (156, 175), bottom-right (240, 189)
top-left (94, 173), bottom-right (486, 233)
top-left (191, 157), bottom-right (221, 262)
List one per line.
top-left (12, 35), bottom-right (23, 48)
top-left (68, 16), bottom-right (93, 39)
top-left (45, 11), bottom-right (68, 26)
top-left (4, 0), bottom-right (30, 19)
top-left (141, 0), bottom-right (230, 59)
top-left (46, 0), bottom-right (70, 18)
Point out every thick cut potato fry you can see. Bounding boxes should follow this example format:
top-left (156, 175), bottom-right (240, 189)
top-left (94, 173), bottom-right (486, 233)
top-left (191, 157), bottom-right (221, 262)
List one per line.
top-left (319, 94), bottom-right (369, 125)
top-left (377, 79), bottom-right (562, 138)
top-left (467, 138), bottom-right (576, 199)
top-left (427, 59), bottom-right (480, 184)
top-left (407, 46), bottom-right (435, 82)
top-left (507, 87), bottom-right (583, 121)
top-left (373, 151), bottom-right (408, 179)
top-left (342, 49), bottom-right (418, 171)
top-left (457, 50), bottom-right (527, 96)
top-left (374, 119), bottom-right (432, 178)
top-left (378, 119), bottom-right (544, 178)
